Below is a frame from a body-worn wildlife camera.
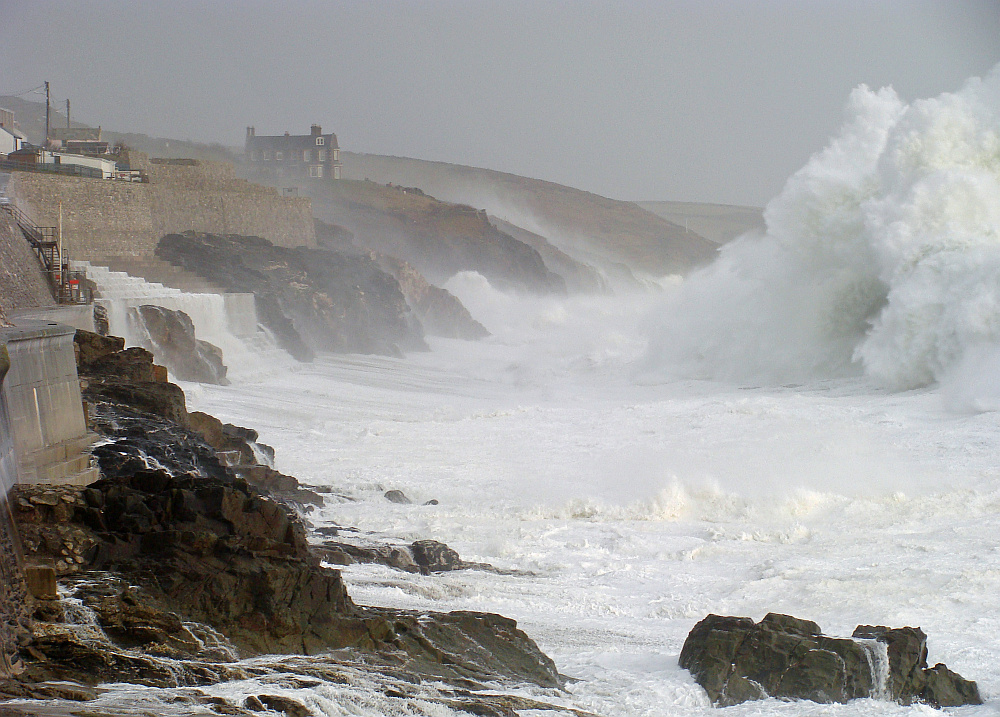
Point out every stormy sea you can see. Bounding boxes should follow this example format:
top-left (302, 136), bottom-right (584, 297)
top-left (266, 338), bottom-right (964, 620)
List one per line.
top-left (28, 67), bottom-right (1000, 715)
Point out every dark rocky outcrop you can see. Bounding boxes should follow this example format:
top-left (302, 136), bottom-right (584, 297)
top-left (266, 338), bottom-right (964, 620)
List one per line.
top-left (302, 179), bottom-right (567, 294)
top-left (313, 219), bottom-right (489, 341)
top-left (156, 231), bottom-right (427, 361)
top-left (680, 613), bottom-right (981, 708)
top-left (132, 304), bottom-right (228, 384)
top-left (75, 330), bottom-right (187, 426)
top-left (374, 253), bottom-right (489, 340)
top-left (4, 328), bottom-right (566, 708)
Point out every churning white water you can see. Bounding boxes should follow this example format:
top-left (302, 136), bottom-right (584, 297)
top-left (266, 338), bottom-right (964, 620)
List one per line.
top-left (24, 70), bottom-right (999, 714)
top-left (648, 64), bottom-right (1000, 407)
top-left (75, 261), bottom-right (295, 382)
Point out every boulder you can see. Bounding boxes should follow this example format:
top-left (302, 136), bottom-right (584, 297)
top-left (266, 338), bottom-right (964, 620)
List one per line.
top-left (133, 305), bottom-right (228, 384)
top-left (680, 614), bottom-right (981, 708)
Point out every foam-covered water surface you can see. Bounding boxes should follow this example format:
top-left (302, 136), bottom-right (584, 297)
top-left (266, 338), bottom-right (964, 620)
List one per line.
top-left (179, 69), bottom-right (1000, 714)
top-left (186, 289), bottom-right (1000, 715)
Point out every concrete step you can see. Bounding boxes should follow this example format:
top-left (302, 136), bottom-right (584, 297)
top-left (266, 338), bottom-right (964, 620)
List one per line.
top-left (90, 255), bottom-right (228, 295)
top-left (19, 433), bottom-right (100, 486)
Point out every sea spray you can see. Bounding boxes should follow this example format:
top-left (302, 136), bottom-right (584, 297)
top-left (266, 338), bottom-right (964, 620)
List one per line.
top-left (647, 65), bottom-right (1000, 401)
top-left (77, 261), bottom-right (295, 382)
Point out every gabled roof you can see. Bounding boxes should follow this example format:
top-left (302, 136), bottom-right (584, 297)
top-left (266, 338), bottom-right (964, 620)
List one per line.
top-left (247, 132), bottom-right (339, 151)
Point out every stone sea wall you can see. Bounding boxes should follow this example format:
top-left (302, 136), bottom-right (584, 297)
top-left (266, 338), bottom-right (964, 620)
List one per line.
top-left (6, 158), bottom-right (316, 265)
top-left (0, 212), bottom-right (55, 318)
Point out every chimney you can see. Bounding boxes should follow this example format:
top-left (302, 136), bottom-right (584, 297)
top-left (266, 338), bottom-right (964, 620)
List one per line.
top-left (311, 124), bottom-right (322, 136)
top-left (246, 126), bottom-right (255, 140)
top-left (284, 131), bottom-right (290, 136)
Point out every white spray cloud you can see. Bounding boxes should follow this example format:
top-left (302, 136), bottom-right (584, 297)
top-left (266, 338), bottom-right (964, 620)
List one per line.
top-left (648, 65), bottom-right (1000, 401)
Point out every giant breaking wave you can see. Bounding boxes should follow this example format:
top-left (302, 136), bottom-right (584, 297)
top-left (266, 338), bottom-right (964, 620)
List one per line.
top-left (649, 65), bottom-right (1000, 406)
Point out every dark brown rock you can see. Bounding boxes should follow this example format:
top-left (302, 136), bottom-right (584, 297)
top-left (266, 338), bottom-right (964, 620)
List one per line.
top-left (157, 232), bottom-right (428, 360)
top-left (681, 614), bottom-right (981, 708)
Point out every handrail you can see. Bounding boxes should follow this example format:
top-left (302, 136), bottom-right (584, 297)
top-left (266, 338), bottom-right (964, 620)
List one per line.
top-left (0, 202), bottom-right (88, 304)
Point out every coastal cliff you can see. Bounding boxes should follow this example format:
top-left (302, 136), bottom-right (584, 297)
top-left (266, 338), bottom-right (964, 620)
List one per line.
top-left (156, 232), bottom-right (428, 361)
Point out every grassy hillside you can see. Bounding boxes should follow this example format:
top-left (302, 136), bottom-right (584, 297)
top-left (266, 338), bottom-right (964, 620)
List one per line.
top-left (342, 152), bottom-right (718, 276)
top-left (299, 180), bottom-right (566, 294)
top-left (637, 201), bottom-right (765, 244)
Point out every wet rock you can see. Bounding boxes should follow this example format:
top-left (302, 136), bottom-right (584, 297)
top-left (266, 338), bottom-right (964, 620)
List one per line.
top-left (411, 539), bottom-right (463, 572)
top-left (256, 695), bottom-right (310, 717)
top-left (852, 625), bottom-right (982, 707)
top-left (76, 330), bottom-right (188, 425)
top-left (133, 304), bottom-right (229, 385)
top-left (374, 253), bottom-right (489, 340)
top-left (680, 614), bottom-right (981, 708)
top-left (157, 232), bottom-right (428, 360)
top-left (384, 489), bottom-right (411, 504)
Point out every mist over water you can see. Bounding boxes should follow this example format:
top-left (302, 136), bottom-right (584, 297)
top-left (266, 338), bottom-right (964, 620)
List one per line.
top-left (648, 65), bottom-right (1000, 408)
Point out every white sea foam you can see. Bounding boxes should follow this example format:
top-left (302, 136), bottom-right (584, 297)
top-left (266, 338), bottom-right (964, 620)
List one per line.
top-left (647, 65), bottom-right (1000, 404)
top-left (60, 71), bottom-right (1000, 716)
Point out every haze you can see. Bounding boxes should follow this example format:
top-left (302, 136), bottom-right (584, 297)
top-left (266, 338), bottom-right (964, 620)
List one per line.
top-left (1, 0), bottom-right (997, 206)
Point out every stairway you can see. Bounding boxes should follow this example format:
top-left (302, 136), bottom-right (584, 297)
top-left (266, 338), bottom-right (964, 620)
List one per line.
top-left (86, 254), bottom-right (228, 295)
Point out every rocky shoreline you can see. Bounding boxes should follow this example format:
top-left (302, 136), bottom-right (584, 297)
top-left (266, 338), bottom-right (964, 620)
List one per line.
top-left (0, 331), bottom-right (583, 716)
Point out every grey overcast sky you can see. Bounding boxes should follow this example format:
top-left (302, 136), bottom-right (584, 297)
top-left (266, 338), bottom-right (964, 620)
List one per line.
top-left (1, 1), bottom-right (998, 206)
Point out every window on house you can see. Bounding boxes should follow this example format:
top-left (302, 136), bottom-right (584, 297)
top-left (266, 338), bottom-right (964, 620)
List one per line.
top-left (275, 151), bottom-right (284, 161)
top-left (309, 165), bottom-right (323, 178)
top-left (318, 149), bottom-right (326, 162)
top-left (262, 150), bottom-right (270, 160)
top-left (249, 151), bottom-right (257, 161)
top-left (333, 149), bottom-right (339, 161)
top-left (303, 149), bottom-right (311, 162)
top-left (316, 137), bottom-right (325, 146)
top-left (334, 165), bottom-right (341, 180)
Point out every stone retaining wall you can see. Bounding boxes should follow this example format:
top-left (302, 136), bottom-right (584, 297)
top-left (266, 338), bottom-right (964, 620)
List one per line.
top-left (7, 158), bottom-right (316, 265)
top-left (0, 212), bottom-right (55, 318)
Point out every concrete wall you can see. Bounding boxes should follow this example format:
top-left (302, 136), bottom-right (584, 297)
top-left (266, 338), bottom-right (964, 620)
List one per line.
top-left (0, 321), bottom-right (98, 487)
top-left (0, 344), bottom-right (29, 678)
top-left (0, 211), bottom-right (55, 318)
top-left (6, 157), bottom-right (316, 266)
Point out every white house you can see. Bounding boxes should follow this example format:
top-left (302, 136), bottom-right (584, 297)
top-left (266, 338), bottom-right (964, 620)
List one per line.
top-left (41, 151), bottom-right (117, 179)
top-left (0, 126), bottom-right (24, 157)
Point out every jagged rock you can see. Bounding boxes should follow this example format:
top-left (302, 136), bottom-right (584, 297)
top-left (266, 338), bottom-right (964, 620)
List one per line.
top-left (374, 253), bottom-right (489, 340)
top-left (157, 232), bottom-right (427, 360)
top-left (306, 180), bottom-right (567, 294)
top-left (852, 625), bottom-right (981, 707)
top-left (75, 330), bottom-right (188, 425)
top-left (133, 304), bottom-right (229, 384)
top-left (680, 614), bottom-right (981, 708)
top-left (11, 329), bottom-right (567, 699)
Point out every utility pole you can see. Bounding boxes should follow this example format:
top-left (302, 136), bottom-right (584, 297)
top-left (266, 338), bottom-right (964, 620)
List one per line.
top-left (66, 99), bottom-right (70, 129)
top-left (44, 81), bottom-right (50, 146)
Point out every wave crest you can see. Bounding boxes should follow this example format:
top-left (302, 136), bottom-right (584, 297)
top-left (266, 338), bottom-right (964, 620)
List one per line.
top-left (649, 65), bottom-right (1000, 400)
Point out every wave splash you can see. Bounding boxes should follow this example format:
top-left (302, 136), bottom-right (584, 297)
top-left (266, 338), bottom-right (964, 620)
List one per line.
top-left (648, 65), bottom-right (1000, 404)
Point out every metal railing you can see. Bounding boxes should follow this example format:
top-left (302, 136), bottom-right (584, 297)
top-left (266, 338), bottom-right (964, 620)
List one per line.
top-left (0, 159), bottom-right (148, 182)
top-left (0, 202), bottom-right (89, 305)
